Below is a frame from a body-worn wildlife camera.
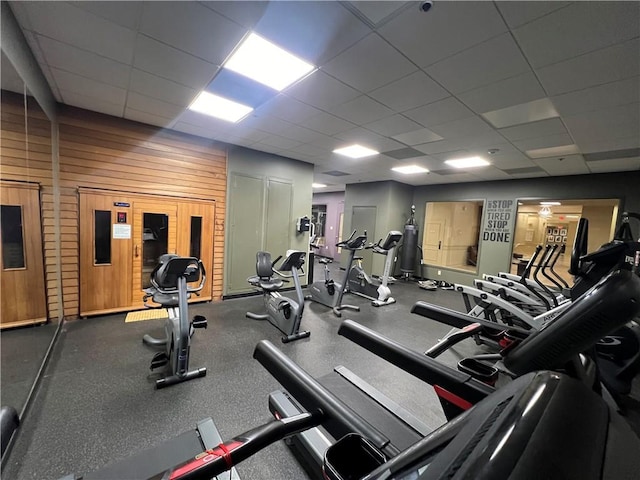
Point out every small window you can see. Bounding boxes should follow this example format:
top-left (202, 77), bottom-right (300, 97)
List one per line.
top-left (190, 216), bottom-right (202, 259)
top-left (95, 210), bottom-right (111, 264)
top-left (1, 205), bottom-right (26, 269)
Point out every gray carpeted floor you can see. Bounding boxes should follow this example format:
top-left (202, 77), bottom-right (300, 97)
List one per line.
top-left (2, 259), bottom-right (639, 479)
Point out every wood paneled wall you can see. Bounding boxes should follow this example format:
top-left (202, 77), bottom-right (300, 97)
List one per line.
top-left (0, 90), bottom-right (59, 319)
top-left (58, 106), bottom-right (227, 317)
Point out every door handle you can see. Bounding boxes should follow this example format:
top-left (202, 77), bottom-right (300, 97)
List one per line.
top-left (438, 241), bottom-right (441, 250)
top-left (135, 245), bottom-right (139, 257)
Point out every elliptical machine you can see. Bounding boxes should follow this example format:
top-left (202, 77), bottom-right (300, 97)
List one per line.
top-left (306, 230), bottom-right (367, 317)
top-left (246, 250), bottom-right (310, 343)
top-left (347, 230), bottom-right (403, 307)
top-left (142, 254), bottom-right (208, 389)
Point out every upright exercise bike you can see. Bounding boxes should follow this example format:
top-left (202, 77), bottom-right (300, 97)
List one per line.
top-left (306, 230), bottom-right (367, 317)
top-left (347, 230), bottom-right (403, 307)
top-left (246, 250), bottom-right (311, 343)
top-left (142, 254), bottom-right (208, 389)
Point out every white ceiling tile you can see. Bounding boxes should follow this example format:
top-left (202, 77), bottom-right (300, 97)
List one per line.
top-left (139, 2), bottom-right (245, 64)
top-left (286, 71), bottom-right (360, 110)
top-left (430, 150), bottom-right (471, 162)
top-left (392, 128), bottom-right (443, 146)
top-left (377, 1), bottom-right (508, 68)
top-left (533, 155), bottom-right (590, 175)
top-left (346, 1), bottom-right (410, 25)
top-left (328, 96), bottom-right (394, 124)
top-left (287, 143), bottom-right (330, 158)
top-left (495, 1), bottom-right (571, 29)
top-left (129, 69), bottom-right (197, 106)
top-left (59, 89), bottom-right (124, 117)
top-left (173, 110), bottom-right (238, 134)
top-left (15, 1), bottom-right (136, 64)
top-left (52, 68), bottom-right (127, 105)
top-left (563, 103), bottom-right (640, 144)
top-left (124, 108), bottom-right (174, 128)
top-left (239, 1), bottom-right (371, 65)
top-left (482, 98), bottom-right (559, 128)
top-left (426, 33), bottom-right (530, 94)
top-left (468, 166), bottom-right (513, 181)
top-left (578, 136), bottom-right (640, 155)
top-left (298, 111), bottom-right (356, 136)
top-left (368, 71), bottom-right (449, 112)
top-left (126, 92), bottom-right (185, 119)
top-left (133, 35), bottom-right (219, 90)
top-left (513, 2), bottom-right (640, 68)
top-left (309, 135), bottom-right (349, 151)
top-left (245, 115), bottom-right (319, 144)
top-left (256, 95), bottom-right (321, 124)
top-left (429, 116), bottom-right (494, 139)
top-left (551, 76), bottom-right (640, 117)
top-left (70, 1), bottom-right (144, 29)
top-left (334, 127), bottom-right (405, 152)
top-left (514, 133), bottom-right (575, 152)
top-left (323, 33), bottom-right (417, 93)
top-left (457, 72), bottom-right (547, 114)
top-left (363, 115), bottom-right (423, 137)
top-left (498, 118), bottom-right (568, 142)
top-left (404, 97), bottom-right (474, 127)
top-left (587, 157), bottom-right (640, 173)
top-left (199, 1), bottom-right (269, 29)
top-left (36, 36), bottom-right (130, 89)
top-left (484, 154), bottom-right (537, 170)
top-left (536, 38), bottom-right (640, 96)
top-left (256, 134), bottom-right (302, 151)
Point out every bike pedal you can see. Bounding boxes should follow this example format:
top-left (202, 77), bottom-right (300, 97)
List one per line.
top-left (150, 352), bottom-right (169, 369)
top-left (192, 315), bottom-right (207, 329)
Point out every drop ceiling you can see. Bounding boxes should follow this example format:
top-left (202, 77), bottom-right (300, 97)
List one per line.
top-left (3, 1), bottom-right (639, 192)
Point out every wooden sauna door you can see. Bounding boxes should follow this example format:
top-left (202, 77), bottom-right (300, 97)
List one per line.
top-left (0, 181), bottom-right (47, 328)
top-left (80, 189), bottom-right (215, 314)
top-left (79, 189), bottom-right (135, 316)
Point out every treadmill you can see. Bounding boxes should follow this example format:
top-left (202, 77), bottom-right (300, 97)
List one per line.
top-left (264, 266), bottom-right (640, 477)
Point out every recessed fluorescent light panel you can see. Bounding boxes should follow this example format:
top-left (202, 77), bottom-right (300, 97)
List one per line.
top-left (333, 144), bottom-right (379, 159)
top-left (444, 156), bottom-right (490, 169)
top-left (312, 183), bottom-right (327, 188)
top-left (482, 98), bottom-right (559, 128)
top-left (392, 165), bottom-right (429, 174)
top-left (540, 202), bottom-right (561, 206)
top-left (526, 144), bottom-right (580, 159)
top-left (189, 91), bottom-right (253, 123)
top-left (224, 33), bottom-right (315, 91)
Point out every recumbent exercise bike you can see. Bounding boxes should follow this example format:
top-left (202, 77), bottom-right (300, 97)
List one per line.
top-left (246, 250), bottom-right (310, 343)
top-left (142, 254), bottom-right (208, 389)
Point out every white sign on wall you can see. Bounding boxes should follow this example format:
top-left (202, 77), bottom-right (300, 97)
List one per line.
top-left (113, 224), bottom-right (131, 239)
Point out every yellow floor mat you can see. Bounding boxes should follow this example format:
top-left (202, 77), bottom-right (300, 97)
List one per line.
top-left (124, 309), bottom-right (168, 323)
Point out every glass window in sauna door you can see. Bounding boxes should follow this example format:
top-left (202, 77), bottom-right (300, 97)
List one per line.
top-left (142, 213), bottom-right (169, 289)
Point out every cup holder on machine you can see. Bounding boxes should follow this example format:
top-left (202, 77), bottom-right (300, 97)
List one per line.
top-left (458, 358), bottom-right (499, 386)
top-left (323, 433), bottom-right (386, 480)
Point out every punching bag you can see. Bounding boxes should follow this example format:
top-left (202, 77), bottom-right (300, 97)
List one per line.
top-left (400, 205), bottom-right (419, 279)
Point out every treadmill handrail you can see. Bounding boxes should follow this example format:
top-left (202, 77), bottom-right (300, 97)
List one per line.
top-left (337, 320), bottom-right (495, 403)
top-left (252, 340), bottom-right (393, 451)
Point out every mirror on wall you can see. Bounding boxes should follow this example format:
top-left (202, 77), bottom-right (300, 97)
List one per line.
top-left (422, 200), bottom-right (484, 273)
top-left (511, 198), bottom-right (620, 285)
top-left (0, 50), bottom-right (59, 425)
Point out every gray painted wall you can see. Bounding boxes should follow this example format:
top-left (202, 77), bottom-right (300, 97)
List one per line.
top-left (343, 181), bottom-right (413, 276)
top-left (224, 146), bottom-right (314, 295)
top-left (411, 171), bottom-right (640, 285)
